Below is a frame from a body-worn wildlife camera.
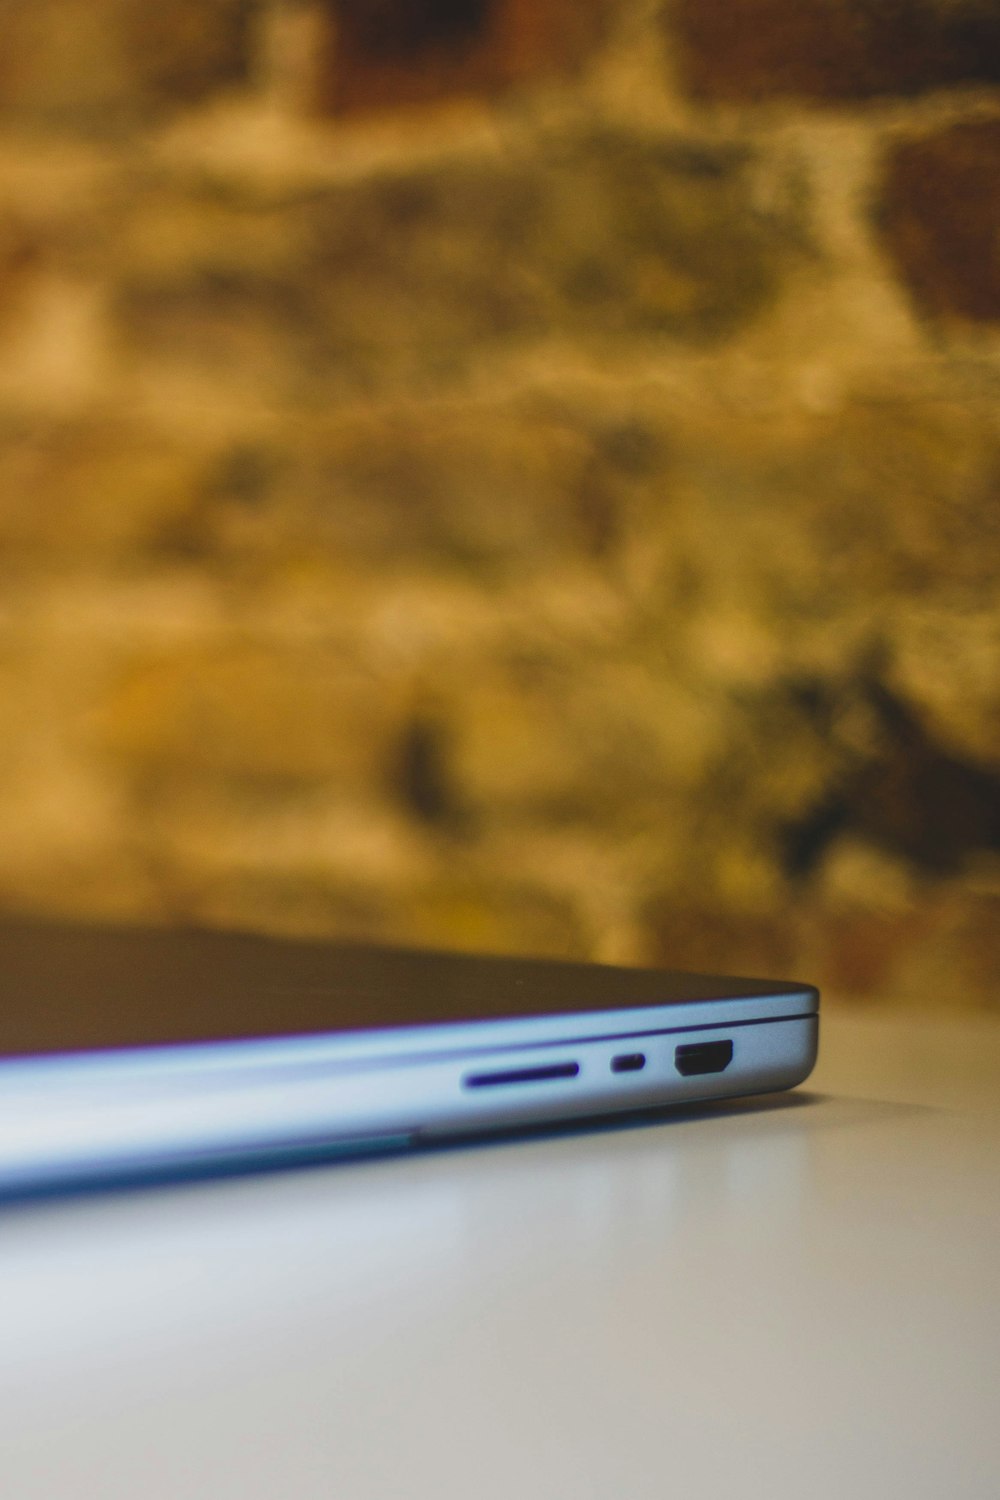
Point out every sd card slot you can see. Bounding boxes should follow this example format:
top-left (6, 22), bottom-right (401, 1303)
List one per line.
top-left (464, 1061), bottom-right (580, 1089)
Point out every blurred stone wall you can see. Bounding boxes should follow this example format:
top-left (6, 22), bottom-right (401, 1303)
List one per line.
top-left (0, 0), bottom-right (998, 1004)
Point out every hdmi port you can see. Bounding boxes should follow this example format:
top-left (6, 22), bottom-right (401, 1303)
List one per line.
top-left (674, 1040), bottom-right (733, 1076)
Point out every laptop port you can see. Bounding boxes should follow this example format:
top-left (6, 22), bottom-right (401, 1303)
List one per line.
top-left (464, 1061), bottom-right (579, 1089)
top-left (611, 1052), bottom-right (646, 1073)
top-left (674, 1040), bottom-right (733, 1076)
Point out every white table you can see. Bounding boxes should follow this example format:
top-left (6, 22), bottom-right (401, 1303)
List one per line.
top-left (2, 1009), bottom-right (998, 1498)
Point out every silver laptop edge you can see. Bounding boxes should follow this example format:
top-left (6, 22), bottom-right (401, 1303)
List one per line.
top-left (0, 994), bottom-right (817, 1191)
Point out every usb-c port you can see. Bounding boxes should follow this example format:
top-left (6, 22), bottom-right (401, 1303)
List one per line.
top-left (611, 1052), bottom-right (646, 1073)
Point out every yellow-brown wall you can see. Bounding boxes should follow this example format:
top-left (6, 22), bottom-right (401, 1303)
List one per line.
top-left (1, 0), bottom-right (998, 1004)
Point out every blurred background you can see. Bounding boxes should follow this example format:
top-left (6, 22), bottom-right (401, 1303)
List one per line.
top-left (0, 0), bottom-right (998, 1007)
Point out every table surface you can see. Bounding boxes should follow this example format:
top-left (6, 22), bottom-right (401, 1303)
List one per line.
top-left (2, 1007), bottom-right (998, 1499)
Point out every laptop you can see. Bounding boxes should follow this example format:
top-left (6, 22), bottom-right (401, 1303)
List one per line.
top-left (0, 919), bottom-right (819, 1192)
